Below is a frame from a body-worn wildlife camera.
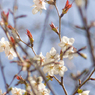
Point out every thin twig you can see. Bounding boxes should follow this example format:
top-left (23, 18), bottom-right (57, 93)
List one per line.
top-left (53, 76), bottom-right (60, 84)
top-left (73, 69), bottom-right (95, 95)
top-left (53, 76), bottom-right (68, 95)
top-left (78, 7), bottom-right (95, 65)
top-left (59, 16), bottom-right (61, 41)
top-left (20, 39), bottom-right (36, 56)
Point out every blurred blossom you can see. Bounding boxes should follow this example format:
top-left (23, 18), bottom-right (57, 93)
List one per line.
top-left (75, 0), bottom-right (82, 7)
top-left (0, 89), bottom-right (2, 94)
top-left (0, 37), bottom-right (17, 60)
top-left (32, 0), bottom-right (46, 14)
top-left (79, 90), bottom-right (90, 95)
top-left (11, 87), bottom-right (26, 95)
top-left (33, 52), bottom-right (45, 66)
top-left (28, 76), bottom-right (50, 95)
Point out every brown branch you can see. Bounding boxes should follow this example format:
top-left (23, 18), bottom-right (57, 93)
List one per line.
top-left (78, 7), bottom-right (95, 65)
top-left (53, 76), bottom-right (68, 95)
top-left (73, 69), bottom-right (95, 95)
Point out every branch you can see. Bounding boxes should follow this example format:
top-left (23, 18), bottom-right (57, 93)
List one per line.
top-left (73, 69), bottom-right (95, 95)
top-left (53, 76), bottom-right (68, 95)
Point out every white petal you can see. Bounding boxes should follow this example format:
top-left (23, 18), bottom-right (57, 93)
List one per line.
top-left (32, 8), bottom-right (38, 14)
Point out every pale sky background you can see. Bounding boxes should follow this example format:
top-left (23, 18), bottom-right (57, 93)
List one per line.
top-left (0, 0), bottom-right (95, 95)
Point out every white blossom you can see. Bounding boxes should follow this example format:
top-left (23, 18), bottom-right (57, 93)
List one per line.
top-left (28, 76), bottom-right (50, 95)
top-left (75, 0), bottom-right (85, 7)
top-left (33, 52), bottom-right (45, 66)
top-left (43, 47), bottom-right (68, 76)
top-left (75, 0), bottom-right (82, 7)
top-left (11, 88), bottom-right (25, 95)
top-left (65, 48), bottom-right (78, 59)
top-left (0, 37), bottom-right (8, 52)
top-left (32, 0), bottom-right (46, 14)
top-left (58, 36), bottom-right (74, 52)
top-left (43, 47), bottom-right (60, 76)
top-left (5, 45), bottom-right (17, 60)
top-left (54, 60), bottom-right (67, 76)
top-left (58, 36), bottom-right (75, 59)
top-left (79, 90), bottom-right (90, 95)
top-left (43, 63), bottom-right (55, 76)
top-left (0, 89), bottom-right (2, 95)
top-left (0, 37), bottom-right (17, 60)
top-left (46, 47), bottom-right (59, 61)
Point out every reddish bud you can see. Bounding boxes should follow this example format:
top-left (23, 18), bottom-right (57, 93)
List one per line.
top-left (1, 11), bottom-right (9, 24)
top-left (50, 22), bottom-right (59, 34)
top-left (8, 25), bottom-right (14, 30)
top-left (61, 0), bottom-right (72, 16)
top-left (10, 36), bottom-right (15, 44)
top-left (26, 29), bottom-right (34, 47)
top-left (26, 29), bottom-right (33, 38)
top-left (50, 22), bottom-right (55, 29)
top-left (65, 0), bottom-right (72, 9)
top-left (16, 75), bottom-right (23, 80)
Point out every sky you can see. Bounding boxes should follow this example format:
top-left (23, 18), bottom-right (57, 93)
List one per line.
top-left (0, 0), bottom-right (95, 95)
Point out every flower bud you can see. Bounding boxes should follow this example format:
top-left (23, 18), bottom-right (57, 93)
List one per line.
top-left (10, 36), bottom-right (15, 45)
top-left (16, 75), bottom-right (23, 80)
top-left (78, 52), bottom-right (87, 59)
top-left (26, 29), bottom-right (34, 47)
top-left (7, 25), bottom-right (14, 30)
top-left (47, 0), bottom-right (55, 5)
top-left (50, 22), bottom-right (59, 34)
top-left (1, 11), bottom-right (9, 25)
top-left (61, 0), bottom-right (72, 17)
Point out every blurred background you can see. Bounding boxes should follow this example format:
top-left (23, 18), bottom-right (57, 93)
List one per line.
top-left (0, 0), bottom-right (95, 95)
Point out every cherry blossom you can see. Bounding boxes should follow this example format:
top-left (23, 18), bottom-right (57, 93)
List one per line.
top-left (11, 88), bottom-right (26, 95)
top-left (32, 0), bottom-right (46, 14)
top-left (79, 90), bottom-right (90, 95)
top-left (54, 60), bottom-right (67, 76)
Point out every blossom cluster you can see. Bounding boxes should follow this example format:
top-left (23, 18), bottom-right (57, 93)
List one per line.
top-left (0, 88), bottom-right (90, 95)
top-left (43, 47), bottom-right (67, 76)
top-left (33, 36), bottom-right (78, 77)
top-left (28, 76), bottom-right (50, 95)
top-left (0, 88), bottom-right (25, 95)
top-left (0, 0), bottom-right (91, 94)
top-left (0, 37), bottom-right (17, 60)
